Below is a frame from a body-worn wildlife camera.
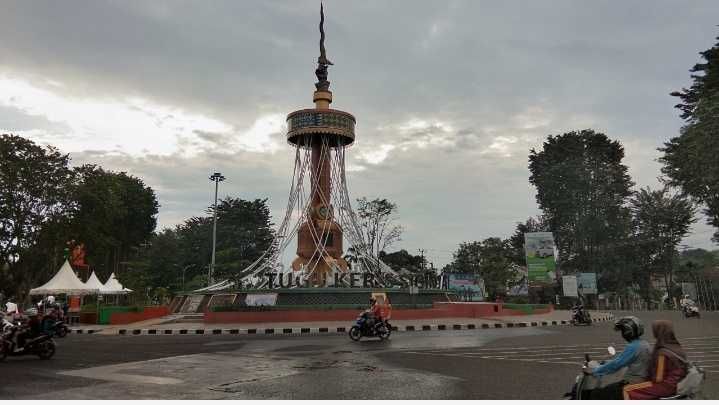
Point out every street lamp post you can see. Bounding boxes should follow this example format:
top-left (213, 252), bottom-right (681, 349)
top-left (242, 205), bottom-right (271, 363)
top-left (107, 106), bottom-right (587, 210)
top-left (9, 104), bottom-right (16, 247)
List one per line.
top-left (209, 172), bottom-right (226, 286)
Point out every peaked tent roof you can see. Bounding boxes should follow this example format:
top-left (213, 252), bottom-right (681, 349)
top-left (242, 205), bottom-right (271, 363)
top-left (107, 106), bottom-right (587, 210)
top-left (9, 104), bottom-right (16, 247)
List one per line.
top-left (103, 272), bottom-right (128, 294)
top-left (29, 260), bottom-right (99, 296)
top-left (85, 271), bottom-right (112, 293)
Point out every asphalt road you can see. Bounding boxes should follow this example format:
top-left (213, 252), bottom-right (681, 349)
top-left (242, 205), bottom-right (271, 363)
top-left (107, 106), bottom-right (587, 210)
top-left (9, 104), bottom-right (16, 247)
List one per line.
top-left (1, 310), bottom-right (717, 399)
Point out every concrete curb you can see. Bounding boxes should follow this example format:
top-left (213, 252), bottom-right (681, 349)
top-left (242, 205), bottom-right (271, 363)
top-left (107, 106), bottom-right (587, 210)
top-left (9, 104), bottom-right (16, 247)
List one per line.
top-left (70, 313), bottom-right (614, 336)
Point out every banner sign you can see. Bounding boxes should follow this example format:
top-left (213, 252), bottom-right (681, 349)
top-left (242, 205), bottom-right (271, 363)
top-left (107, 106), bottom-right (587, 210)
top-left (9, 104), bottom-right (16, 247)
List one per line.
top-left (578, 273), bottom-right (597, 294)
top-left (507, 265), bottom-right (529, 296)
top-left (524, 232), bottom-right (556, 284)
top-left (245, 293), bottom-right (278, 307)
top-left (562, 275), bottom-right (578, 297)
top-left (448, 273), bottom-right (485, 301)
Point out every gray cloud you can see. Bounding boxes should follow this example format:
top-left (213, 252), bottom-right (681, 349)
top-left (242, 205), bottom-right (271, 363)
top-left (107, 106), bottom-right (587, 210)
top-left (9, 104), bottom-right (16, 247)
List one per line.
top-left (1, 0), bottom-right (718, 265)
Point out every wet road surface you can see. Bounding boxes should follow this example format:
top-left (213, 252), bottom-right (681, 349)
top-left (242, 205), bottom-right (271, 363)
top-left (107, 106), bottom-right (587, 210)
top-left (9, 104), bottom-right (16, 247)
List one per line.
top-left (2, 310), bottom-right (717, 399)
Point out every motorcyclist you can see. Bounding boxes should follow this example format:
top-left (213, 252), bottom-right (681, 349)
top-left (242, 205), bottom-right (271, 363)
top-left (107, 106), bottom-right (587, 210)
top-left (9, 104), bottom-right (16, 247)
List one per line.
top-left (15, 307), bottom-right (43, 351)
top-left (582, 316), bottom-right (652, 399)
top-left (360, 297), bottom-right (382, 331)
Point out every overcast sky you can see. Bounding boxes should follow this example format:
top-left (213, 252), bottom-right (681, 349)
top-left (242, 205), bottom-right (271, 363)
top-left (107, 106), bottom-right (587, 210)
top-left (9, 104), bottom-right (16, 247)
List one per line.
top-left (1, 1), bottom-right (718, 266)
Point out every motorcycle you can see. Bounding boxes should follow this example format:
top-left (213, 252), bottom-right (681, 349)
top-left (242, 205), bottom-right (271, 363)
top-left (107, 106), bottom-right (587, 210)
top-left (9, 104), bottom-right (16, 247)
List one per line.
top-left (566, 346), bottom-right (692, 400)
top-left (52, 320), bottom-right (69, 338)
top-left (0, 321), bottom-right (56, 361)
top-left (41, 315), bottom-right (69, 338)
top-left (348, 311), bottom-right (391, 341)
top-left (682, 305), bottom-right (700, 319)
top-left (571, 305), bottom-right (592, 326)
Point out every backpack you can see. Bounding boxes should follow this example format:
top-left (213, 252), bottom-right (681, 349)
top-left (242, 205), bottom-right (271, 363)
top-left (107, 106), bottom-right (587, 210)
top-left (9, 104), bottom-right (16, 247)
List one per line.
top-left (662, 349), bottom-right (705, 397)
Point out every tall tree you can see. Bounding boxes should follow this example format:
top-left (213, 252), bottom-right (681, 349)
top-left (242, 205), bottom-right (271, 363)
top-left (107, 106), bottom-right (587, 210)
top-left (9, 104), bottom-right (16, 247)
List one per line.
top-left (355, 197), bottom-right (403, 269)
top-left (379, 249), bottom-right (424, 274)
top-left (123, 197), bottom-right (275, 292)
top-left (662, 34), bottom-right (719, 242)
top-left (69, 164), bottom-right (159, 278)
top-left (0, 134), bottom-right (73, 299)
top-left (445, 238), bottom-right (517, 299)
top-left (529, 129), bottom-right (634, 281)
top-left (630, 187), bottom-right (696, 300)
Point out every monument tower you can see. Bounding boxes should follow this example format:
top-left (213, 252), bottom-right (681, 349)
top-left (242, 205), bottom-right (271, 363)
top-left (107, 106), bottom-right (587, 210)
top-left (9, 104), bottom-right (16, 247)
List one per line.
top-left (286, 3), bottom-right (354, 285)
top-left (197, 4), bottom-right (406, 291)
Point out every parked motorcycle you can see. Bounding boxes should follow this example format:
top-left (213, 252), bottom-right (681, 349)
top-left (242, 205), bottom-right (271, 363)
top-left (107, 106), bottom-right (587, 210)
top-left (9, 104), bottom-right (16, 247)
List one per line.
top-left (0, 322), bottom-right (56, 361)
top-left (682, 305), bottom-right (701, 319)
top-left (348, 311), bottom-right (391, 341)
top-left (571, 305), bottom-right (593, 326)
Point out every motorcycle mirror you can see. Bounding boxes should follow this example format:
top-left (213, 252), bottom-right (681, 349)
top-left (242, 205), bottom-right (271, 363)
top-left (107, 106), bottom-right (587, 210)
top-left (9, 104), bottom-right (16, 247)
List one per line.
top-left (608, 346), bottom-right (616, 356)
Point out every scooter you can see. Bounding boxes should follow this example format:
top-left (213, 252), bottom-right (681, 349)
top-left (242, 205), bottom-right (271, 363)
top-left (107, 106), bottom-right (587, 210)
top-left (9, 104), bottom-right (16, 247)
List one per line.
top-left (348, 311), bottom-right (391, 341)
top-left (682, 305), bottom-right (700, 319)
top-left (566, 346), bottom-right (692, 400)
top-left (571, 305), bottom-right (593, 326)
top-left (52, 320), bottom-right (69, 338)
top-left (0, 322), bottom-right (56, 361)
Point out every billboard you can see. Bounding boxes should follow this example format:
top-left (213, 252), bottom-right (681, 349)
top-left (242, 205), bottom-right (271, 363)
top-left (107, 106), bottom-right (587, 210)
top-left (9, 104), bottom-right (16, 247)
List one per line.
top-left (524, 232), bottom-right (556, 284)
top-left (562, 275), bottom-right (578, 297)
top-left (507, 265), bottom-right (529, 296)
top-left (577, 273), bottom-right (597, 294)
top-left (448, 273), bottom-right (485, 301)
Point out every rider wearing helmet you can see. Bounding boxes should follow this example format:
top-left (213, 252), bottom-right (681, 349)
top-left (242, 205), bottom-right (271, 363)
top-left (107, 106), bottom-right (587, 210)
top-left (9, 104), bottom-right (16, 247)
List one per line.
top-left (584, 316), bottom-right (652, 399)
top-left (16, 307), bottom-right (43, 351)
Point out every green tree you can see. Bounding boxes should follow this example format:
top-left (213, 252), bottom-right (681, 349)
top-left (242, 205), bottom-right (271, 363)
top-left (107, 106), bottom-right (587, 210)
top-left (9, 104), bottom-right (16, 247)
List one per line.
top-left (123, 197), bottom-right (275, 293)
top-left (630, 187), bottom-right (696, 301)
top-left (379, 249), bottom-right (424, 274)
top-left (70, 164), bottom-right (159, 278)
top-left (0, 134), bottom-right (73, 299)
top-left (355, 197), bottom-right (403, 271)
top-left (212, 197), bottom-right (275, 281)
top-left (529, 129), bottom-right (634, 282)
top-left (445, 238), bottom-right (517, 299)
top-left (662, 34), bottom-right (719, 242)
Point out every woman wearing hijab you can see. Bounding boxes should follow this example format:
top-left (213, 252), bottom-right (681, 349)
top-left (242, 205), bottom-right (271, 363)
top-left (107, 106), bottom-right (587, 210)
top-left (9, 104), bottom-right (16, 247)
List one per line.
top-left (623, 320), bottom-right (688, 400)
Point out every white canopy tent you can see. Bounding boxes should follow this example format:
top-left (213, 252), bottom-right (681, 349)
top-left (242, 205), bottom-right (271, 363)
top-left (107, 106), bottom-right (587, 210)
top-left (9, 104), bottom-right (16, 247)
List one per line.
top-left (103, 273), bottom-right (130, 294)
top-left (29, 260), bottom-right (98, 296)
top-left (84, 271), bottom-right (113, 294)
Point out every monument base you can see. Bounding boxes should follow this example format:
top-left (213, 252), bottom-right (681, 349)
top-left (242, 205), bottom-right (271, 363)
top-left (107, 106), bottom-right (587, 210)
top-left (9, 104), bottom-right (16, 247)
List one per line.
top-left (170, 288), bottom-right (454, 314)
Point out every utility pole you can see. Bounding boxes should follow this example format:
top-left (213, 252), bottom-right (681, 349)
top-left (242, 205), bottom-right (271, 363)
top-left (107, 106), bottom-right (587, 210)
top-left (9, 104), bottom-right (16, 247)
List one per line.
top-left (209, 172), bottom-right (226, 286)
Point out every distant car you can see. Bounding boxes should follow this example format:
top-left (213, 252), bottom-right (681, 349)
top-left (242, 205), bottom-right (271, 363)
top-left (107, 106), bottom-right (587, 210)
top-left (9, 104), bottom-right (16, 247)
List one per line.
top-left (534, 247), bottom-right (554, 258)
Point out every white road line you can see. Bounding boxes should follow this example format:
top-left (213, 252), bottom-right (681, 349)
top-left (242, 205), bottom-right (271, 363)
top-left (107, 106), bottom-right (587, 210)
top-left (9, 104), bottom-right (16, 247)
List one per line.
top-left (458, 350), bottom-right (606, 358)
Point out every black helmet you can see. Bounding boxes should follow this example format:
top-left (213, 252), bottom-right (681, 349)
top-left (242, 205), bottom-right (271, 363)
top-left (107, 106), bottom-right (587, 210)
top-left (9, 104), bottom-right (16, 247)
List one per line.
top-left (614, 316), bottom-right (644, 342)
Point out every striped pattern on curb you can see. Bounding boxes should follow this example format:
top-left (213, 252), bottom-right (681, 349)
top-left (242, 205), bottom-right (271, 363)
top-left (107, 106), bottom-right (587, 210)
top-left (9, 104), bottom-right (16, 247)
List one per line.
top-left (69, 314), bottom-right (614, 336)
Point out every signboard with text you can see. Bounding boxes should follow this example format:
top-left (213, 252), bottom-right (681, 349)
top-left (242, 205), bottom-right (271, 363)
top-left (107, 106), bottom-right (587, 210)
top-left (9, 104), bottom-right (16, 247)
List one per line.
top-left (448, 273), bottom-right (485, 301)
top-left (524, 232), bottom-right (556, 284)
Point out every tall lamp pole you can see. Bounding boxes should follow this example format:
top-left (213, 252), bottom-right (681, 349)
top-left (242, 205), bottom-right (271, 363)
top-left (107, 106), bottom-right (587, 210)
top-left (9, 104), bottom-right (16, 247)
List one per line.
top-left (209, 172), bottom-right (226, 286)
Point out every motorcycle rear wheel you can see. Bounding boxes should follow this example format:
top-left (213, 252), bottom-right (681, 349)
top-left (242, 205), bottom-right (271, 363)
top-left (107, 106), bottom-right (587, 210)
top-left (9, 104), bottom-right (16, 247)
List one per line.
top-left (57, 326), bottom-right (68, 338)
top-left (37, 340), bottom-right (56, 360)
top-left (377, 325), bottom-right (391, 340)
top-left (349, 326), bottom-right (362, 342)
